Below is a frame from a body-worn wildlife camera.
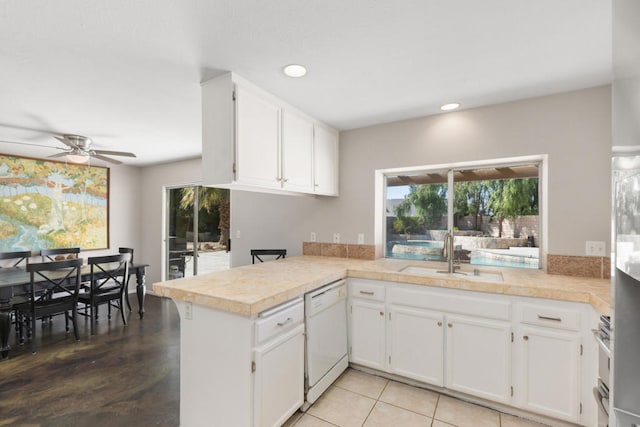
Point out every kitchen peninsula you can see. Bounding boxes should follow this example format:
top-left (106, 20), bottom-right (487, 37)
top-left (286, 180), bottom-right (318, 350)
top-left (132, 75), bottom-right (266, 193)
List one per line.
top-left (153, 256), bottom-right (610, 427)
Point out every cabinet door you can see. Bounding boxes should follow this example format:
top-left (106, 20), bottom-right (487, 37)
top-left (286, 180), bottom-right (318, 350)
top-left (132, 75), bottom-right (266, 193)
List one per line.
top-left (349, 299), bottom-right (386, 370)
top-left (445, 315), bottom-right (512, 404)
top-left (281, 110), bottom-right (314, 192)
top-left (519, 326), bottom-right (581, 422)
top-left (254, 324), bottom-right (305, 427)
top-left (236, 86), bottom-right (281, 188)
top-left (313, 124), bottom-right (338, 196)
top-left (389, 305), bottom-right (444, 386)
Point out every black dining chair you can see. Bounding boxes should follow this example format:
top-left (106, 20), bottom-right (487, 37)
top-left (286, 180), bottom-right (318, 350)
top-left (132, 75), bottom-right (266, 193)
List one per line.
top-left (40, 247), bottom-right (81, 262)
top-left (78, 253), bottom-right (131, 335)
top-left (250, 249), bottom-right (286, 264)
top-left (14, 258), bottom-right (83, 354)
top-left (0, 250), bottom-right (31, 268)
top-left (118, 247), bottom-right (134, 311)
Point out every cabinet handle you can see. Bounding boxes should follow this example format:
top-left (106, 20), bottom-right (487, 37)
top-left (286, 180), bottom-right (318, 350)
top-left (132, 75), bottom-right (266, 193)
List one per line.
top-left (282, 178), bottom-right (289, 183)
top-left (523, 335), bottom-right (529, 341)
top-left (277, 317), bottom-right (293, 327)
top-left (359, 290), bottom-right (375, 295)
top-left (380, 311), bottom-right (384, 316)
top-left (447, 323), bottom-right (452, 328)
top-left (437, 321), bottom-right (442, 327)
top-left (537, 315), bottom-right (562, 322)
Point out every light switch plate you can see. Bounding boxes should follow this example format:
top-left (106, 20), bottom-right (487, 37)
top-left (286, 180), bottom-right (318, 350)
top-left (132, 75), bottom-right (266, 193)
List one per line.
top-left (585, 241), bottom-right (605, 256)
top-left (358, 233), bottom-right (365, 244)
top-left (310, 232), bottom-right (317, 242)
top-left (333, 232), bottom-right (340, 243)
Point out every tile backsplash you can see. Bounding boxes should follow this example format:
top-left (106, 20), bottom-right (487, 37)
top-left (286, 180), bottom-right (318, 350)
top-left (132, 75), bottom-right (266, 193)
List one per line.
top-left (303, 242), bottom-right (375, 260)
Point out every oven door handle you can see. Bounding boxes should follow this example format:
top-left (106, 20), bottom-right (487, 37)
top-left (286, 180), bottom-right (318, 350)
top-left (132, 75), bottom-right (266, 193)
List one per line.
top-left (592, 329), bottom-right (612, 358)
top-left (593, 387), bottom-right (609, 417)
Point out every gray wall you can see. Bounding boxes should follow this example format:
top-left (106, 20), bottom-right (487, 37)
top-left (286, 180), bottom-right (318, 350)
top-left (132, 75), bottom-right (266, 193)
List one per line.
top-left (257, 86), bottom-right (611, 257)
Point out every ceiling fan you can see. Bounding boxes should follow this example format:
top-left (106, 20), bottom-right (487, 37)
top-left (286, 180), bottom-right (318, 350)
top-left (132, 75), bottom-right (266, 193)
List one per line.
top-left (1, 132), bottom-right (136, 165)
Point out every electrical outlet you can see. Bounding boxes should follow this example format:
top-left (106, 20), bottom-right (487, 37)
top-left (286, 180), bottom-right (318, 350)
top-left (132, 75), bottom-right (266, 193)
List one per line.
top-left (184, 302), bottom-right (192, 320)
top-left (585, 241), bottom-right (605, 256)
top-left (236, 230), bottom-right (241, 239)
top-left (310, 232), bottom-right (317, 242)
top-left (333, 232), bottom-right (340, 243)
top-left (358, 233), bottom-right (365, 244)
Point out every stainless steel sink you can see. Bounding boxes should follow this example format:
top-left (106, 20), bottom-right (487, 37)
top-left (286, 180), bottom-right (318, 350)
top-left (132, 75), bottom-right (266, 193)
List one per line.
top-left (400, 265), bottom-right (504, 282)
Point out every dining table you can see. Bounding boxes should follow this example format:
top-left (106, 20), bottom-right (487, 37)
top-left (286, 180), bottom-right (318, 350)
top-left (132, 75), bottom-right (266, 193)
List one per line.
top-left (0, 262), bottom-right (149, 359)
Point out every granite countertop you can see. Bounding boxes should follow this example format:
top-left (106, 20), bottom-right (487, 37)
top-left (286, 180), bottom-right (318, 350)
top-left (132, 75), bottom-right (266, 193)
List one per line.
top-left (152, 256), bottom-right (611, 317)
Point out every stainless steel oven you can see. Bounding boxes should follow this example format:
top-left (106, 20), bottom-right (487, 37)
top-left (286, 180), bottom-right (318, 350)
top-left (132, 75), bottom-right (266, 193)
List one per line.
top-left (595, 315), bottom-right (611, 427)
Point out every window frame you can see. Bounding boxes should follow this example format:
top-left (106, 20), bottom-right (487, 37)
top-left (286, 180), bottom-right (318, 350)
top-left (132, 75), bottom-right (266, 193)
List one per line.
top-left (375, 155), bottom-right (548, 270)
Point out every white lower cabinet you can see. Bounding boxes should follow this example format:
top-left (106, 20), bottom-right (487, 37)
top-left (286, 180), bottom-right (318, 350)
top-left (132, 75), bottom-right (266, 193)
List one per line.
top-left (445, 315), bottom-right (512, 404)
top-left (349, 298), bottom-right (386, 370)
top-left (518, 325), bottom-right (581, 422)
top-left (388, 305), bottom-right (444, 386)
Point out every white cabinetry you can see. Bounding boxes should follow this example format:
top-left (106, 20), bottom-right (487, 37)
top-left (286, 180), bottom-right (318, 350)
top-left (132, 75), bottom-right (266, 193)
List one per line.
top-left (236, 86), bottom-right (281, 189)
top-left (515, 303), bottom-right (583, 423)
top-left (253, 299), bottom-right (305, 427)
top-left (445, 315), bottom-right (512, 404)
top-left (313, 124), bottom-right (339, 195)
top-left (348, 281), bottom-right (386, 370)
top-left (281, 110), bottom-right (314, 192)
top-left (389, 305), bottom-right (444, 386)
top-left (201, 72), bottom-right (338, 196)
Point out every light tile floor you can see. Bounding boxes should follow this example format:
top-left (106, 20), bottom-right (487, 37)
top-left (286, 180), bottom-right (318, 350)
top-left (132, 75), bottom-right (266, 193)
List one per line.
top-left (284, 369), bottom-right (549, 427)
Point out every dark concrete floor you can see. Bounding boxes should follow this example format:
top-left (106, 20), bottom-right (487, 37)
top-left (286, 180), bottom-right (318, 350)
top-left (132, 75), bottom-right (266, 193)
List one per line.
top-left (0, 295), bottom-right (180, 427)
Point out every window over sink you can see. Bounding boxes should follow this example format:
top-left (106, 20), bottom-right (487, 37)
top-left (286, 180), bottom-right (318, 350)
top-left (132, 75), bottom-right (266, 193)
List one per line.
top-left (381, 155), bottom-right (544, 270)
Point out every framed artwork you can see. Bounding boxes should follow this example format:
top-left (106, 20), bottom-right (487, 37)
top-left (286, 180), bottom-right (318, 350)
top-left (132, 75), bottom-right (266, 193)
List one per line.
top-left (0, 154), bottom-right (109, 252)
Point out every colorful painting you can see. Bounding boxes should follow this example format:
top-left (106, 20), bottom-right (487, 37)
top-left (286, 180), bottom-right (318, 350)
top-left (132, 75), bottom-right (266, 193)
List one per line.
top-left (0, 154), bottom-right (109, 252)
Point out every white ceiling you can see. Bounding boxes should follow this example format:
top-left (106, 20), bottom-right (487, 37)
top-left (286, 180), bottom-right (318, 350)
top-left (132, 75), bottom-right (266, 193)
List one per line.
top-left (0, 1), bottom-right (611, 166)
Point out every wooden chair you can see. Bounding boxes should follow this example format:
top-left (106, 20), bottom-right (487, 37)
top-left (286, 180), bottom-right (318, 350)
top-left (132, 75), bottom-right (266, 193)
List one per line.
top-left (78, 253), bottom-right (131, 335)
top-left (14, 258), bottom-right (83, 354)
top-left (119, 247), bottom-right (134, 311)
top-left (40, 247), bottom-right (81, 262)
top-left (251, 249), bottom-right (286, 264)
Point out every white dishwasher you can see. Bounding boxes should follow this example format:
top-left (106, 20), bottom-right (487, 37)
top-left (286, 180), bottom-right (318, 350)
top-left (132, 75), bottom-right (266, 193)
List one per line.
top-left (304, 279), bottom-right (349, 405)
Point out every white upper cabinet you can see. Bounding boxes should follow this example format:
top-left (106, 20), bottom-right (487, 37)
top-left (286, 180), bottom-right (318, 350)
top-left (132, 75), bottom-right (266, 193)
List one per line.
top-left (236, 86), bottom-right (281, 189)
top-left (201, 72), bottom-right (339, 196)
top-left (313, 124), bottom-right (339, 196)
top-left (281, 110), bottom-right (314, 193)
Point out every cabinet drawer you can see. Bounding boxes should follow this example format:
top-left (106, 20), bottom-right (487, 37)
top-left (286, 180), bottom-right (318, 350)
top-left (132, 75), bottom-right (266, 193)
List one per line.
top-left (520, 304), bottom-right (580, 331)
top-left (255, 299), bottom-right (304, 345)
top-left (349, 279), bottom-right (385, 302)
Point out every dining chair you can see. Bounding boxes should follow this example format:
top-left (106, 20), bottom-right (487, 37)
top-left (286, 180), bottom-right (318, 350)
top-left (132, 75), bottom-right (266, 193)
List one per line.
top-left (0, 250), bottom-right (31, 268)
top-left (78, 253), bottom-right (131, 335)
top-left (13, 258), bottom-right (83, 354)
top-left (119, 247), bottom-right (134, 311)
top-left (250, 249), bottom-right (286, 264)
top-left (40, 247), bottom-right (81, 262)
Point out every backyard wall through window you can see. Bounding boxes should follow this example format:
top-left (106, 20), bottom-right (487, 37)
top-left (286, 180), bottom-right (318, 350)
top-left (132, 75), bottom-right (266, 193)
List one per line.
top-left (384, 157), bottom-right (541, 269)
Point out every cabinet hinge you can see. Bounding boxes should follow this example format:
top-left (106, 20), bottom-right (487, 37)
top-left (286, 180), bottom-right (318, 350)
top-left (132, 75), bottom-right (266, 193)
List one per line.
top-left (350, 305), bottom-right (352, 314)
top-left (510, 386), bottom-right (513, 397)
top-left (389, 355), bottom-right (391, 364)
top-left (251, 361), bottom-right (256, 373)
top-left (232, 162), bottom-right (236, 174)
top-left (232, 90), bottom-right (236, 101)
top-left (511, 332), bottom-right (514, 343)
top-left (579, 402), bottom-right (582, 414)
top-left (389, 312), bottom-right (391, 320)
top-left (580, 344), bottom-right (583, 356)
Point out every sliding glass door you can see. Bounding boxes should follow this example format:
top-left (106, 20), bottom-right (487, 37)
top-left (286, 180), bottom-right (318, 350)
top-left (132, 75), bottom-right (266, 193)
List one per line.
top-left (165, 185), bottom-right (230, 280)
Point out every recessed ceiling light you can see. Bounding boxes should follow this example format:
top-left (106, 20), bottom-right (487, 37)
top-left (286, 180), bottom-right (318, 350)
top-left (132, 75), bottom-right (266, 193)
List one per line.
top-left (283, 64), bottom-right (307, 78)
top-left (440, 103), bottom-right (460, 111)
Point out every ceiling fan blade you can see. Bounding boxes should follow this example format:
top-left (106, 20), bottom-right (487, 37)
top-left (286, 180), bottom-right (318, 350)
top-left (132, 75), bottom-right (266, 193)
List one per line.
top-left (54, 135), bottom-right (79, 149)
top-left (47, 152), bottom-right (69, 159)
top-left (92, 149), bottom-right (136, 158)
top-left (92, 153), bottom-right (123, 165)
top-left (0, 139), bottom-right (66, 150)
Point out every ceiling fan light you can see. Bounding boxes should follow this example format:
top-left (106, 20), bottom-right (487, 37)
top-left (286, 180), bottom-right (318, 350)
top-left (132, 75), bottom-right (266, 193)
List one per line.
top-left (66, 153), bottom-right (89, 164)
